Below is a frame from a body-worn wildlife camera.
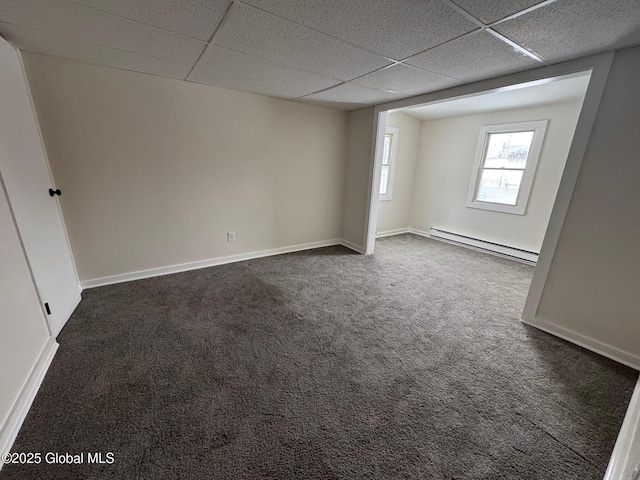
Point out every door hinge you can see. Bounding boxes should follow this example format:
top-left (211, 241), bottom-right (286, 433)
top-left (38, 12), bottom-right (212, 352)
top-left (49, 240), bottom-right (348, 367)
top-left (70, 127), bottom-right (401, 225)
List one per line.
top-left (44, 302), bottom-right (51, 315)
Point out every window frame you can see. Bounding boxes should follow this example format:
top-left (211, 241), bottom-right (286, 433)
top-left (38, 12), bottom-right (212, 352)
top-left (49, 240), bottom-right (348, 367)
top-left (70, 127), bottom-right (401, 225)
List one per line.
top-left (379, 126), bottom-right (399, 202)
top-left (466, 120), bottom-right (548, 215)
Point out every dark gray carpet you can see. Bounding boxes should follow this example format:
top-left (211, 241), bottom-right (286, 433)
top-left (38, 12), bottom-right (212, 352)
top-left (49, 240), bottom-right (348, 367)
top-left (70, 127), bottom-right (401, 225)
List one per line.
top-left (3, 234), bottom-right (637, 479)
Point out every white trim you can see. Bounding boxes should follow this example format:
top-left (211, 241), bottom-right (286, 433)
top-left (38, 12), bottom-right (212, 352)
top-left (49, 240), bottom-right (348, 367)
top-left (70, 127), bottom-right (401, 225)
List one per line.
top-left (379, 126), bottom-right (399, 202)
top-left (364, 111), bottom-right (388, 254)
top-left (376, 228), bottom-right (409, 238)
top-left (465, 120), bottom-right (548, 215)
top-left (605, 377), bottom-right (640, 480)
top-left (0, 338), bottom-right (58, 470)
top-left (339, 238), bottom-right (366, 254)
top-left (429, 228), bottom-right (538, 264)
top-left (81, 239), bottom-right (341, 289)
top-left (521, 317), bottom-right (640, 371)
top-left (522, 52), bottom-right (614, 323)
top-left (408, 228), bottom-right (431, 238)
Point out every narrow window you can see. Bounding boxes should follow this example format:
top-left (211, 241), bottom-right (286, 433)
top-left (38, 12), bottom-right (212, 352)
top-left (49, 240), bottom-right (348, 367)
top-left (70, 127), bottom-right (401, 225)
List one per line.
top-left (379, 126), bottom-right (399, 201)
top-left (466, 120), bottom-right (547, 215)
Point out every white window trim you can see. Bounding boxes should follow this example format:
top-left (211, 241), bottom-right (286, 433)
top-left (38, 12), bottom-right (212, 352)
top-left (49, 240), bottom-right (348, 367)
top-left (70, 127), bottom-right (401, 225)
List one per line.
top-left (466, 120), bottom-right (548, 215)
top-left (379, 126), bottom-right (399, 202)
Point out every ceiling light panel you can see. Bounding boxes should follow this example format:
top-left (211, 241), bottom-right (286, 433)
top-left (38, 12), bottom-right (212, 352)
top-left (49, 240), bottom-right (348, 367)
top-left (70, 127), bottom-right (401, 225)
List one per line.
top-left (0, 22), bottom-right (192, 79)
top-left (0, 0), bottom-right (207, 64)
top-left (406, 30), bottom-right (540, 82)
top-left (243, 0), bottom-right (478, 60)
top-left (493, 0), bottom-right (640, 63)
top-left (451, 0), bottom-right (548, 24)
top-left (354, 63), bottom-right (461, 95)
top-left (189, 45), bottom-right (342, 99)
top-left (71, 0), bottom-right (233, 42)
top-left (212, 2), bottom-right (392, 81)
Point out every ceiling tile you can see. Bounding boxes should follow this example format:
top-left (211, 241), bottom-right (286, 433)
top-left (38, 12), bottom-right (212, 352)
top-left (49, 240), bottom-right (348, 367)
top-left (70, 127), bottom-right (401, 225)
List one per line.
top-left (189, 45), bottom-right (342, 99)
top-left (354, 64), bottom-right (461, 95)
top-left (243, 0), bottom-right (478, 60)
top-left (0, 22), bottom-right (192, 79)
top-left (0, 0), bottom-right (206, 64)
top-left (451, 0), bottom-right (547, 24)
top-left (296, 98), bottom-right (366, 112)
top-left (493, 0), bottom-right (640, 63)
top-left (70, 0), bottom-right (233, 42)
top-left (406, 30), bottom-right (540, 82)
top-left (301, 82), bottom-right (403, 110)
top-left (212, 2), bottom-right (392, 81)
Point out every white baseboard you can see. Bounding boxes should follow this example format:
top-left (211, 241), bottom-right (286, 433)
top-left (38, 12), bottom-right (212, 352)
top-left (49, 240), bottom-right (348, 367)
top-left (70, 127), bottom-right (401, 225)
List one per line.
top-left (605, 376), bottom-right (640, 480)
top-left (0, 338), bottom-right (58, 470)
top-left (376, 228), bottom-right (409, 238)
top-left (524, 317), bottom-right (640, 480)
top-left (339, 238), bottom-right (366, 254)
top-left (408, 228), bottom-right (431, 238)
top-left (81, 239), bottom-right (343, 289)
top-left (521, 317), bottom-right (640, 371)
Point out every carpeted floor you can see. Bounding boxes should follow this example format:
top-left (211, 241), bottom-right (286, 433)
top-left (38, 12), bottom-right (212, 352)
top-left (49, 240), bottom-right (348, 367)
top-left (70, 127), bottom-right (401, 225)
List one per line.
top-left (2, 234), bottom-right (637, 479)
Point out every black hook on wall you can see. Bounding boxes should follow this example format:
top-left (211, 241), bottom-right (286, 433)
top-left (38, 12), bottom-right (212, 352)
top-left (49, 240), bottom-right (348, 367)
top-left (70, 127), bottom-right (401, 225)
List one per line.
top-left (49, 188), bottom-right (61, 197)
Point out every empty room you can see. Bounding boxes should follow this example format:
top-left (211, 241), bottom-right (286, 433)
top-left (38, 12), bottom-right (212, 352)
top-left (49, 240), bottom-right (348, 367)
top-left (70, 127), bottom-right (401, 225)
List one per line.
top-left (1, 1), bottom-right (640, 479)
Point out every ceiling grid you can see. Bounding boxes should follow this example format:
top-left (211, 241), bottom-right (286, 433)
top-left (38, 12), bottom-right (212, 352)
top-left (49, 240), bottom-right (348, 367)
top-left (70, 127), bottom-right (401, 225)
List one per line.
top-left (0, 0), bottom-right (639, 110)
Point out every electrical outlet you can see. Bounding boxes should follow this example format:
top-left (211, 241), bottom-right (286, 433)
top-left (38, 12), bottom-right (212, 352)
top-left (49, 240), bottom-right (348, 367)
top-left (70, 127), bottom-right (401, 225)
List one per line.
top-left (227, 231), bottom-right (235, 242)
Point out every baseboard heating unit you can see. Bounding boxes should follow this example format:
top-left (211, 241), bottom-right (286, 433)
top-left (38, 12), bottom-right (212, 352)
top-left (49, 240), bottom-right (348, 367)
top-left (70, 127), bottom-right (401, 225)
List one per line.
top-left (428, 229), bottom-right (538, 264)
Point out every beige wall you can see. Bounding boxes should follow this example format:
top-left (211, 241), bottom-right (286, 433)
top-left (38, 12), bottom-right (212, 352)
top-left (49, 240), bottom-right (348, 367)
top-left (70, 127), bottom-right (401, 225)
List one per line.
top-left (410, 101), bottom-right (583, 252)
top-left (532, 46), bottom-right (640, 365)
top-left (0, 36), bottom-right (51, 446)
top-left (0, 176), bottom-right (50, 429)
top-left (376, 112), bottom-right (421, 234)
top-left (23, 53), bottom-right (348, 282)
top-left (342, 107), bottom-right (374, 250)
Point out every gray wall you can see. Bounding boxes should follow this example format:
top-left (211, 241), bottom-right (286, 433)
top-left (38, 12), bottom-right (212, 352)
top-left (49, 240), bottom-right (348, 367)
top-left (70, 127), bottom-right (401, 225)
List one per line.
top-left (528, 46), bottom-right (640, 368)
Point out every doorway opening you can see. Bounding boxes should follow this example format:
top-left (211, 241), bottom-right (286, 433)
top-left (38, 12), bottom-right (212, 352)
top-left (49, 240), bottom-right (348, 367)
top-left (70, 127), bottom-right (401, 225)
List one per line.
top-left (362, 52), bottom-right (614, 324)
top-left (373, 71), bottom-right (591, 266)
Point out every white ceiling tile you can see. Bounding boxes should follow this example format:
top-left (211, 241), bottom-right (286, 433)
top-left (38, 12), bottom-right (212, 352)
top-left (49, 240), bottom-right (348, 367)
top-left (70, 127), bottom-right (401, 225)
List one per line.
top-left (0, 0), bottom-right (206, 64)
top-left (189, 45), bottom-right (342, 99)
top-left (70, 0), bottom-right (232, 41)
top-left (243, 0), bottom-right (478, 60)
top-left (0, 22), bottom-right (192, 79)
top-left (296, 98), bottom-right (366, 112)
top-left (493, 0), bottom-right (640, 63)
top-left (354, 64), bottom-right (461, 95)
top-left (451, 0), bottom-right (547, 24)
top-left (406, 30), bottom-right (540, 82)
top-left (212, 2), bottom-right (392, 81)
top-left (302, 82), bottom-right (404, 109)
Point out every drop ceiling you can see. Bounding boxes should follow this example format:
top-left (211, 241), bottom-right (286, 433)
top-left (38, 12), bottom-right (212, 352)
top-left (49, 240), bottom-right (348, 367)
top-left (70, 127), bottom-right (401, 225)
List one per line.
top-left (0, 0), bottom-right (639, 111)
top-left (400, 73), bottom-right (590, 120)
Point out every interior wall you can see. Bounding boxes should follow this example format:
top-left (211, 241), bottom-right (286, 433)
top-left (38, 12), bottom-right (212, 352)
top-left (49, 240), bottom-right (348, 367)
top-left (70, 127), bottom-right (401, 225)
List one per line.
top-left (22, 53), bottom-right (348, 283)
top-left (0, 176), bottom-right (50, 429)
top-left (375, 111), bottom-right (421, 234)
top-left (0, 36), bottom-right (51, 442)
top-left (410, 101), bottom-right (583, 252)
top-left (342, 107), bottom-right (375, 250)
top-left (531, 46), bottom-right (640, 366)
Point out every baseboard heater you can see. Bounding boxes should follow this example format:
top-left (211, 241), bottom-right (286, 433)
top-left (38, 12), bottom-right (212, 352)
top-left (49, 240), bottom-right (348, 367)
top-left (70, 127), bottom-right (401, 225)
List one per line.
top-left (428, 229), bottom-right (538, 264)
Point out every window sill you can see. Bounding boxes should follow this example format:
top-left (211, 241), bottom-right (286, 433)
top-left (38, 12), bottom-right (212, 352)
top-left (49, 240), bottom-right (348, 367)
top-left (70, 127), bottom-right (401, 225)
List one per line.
top-left (465, 200), bottom-right (526, 215)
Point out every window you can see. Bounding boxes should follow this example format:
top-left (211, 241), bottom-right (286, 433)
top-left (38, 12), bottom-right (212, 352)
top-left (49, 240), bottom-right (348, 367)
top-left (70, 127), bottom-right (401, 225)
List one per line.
top-left (466, 120), bottom-right (547, 215)
top-left (379, 126), bottom-right (399, 201)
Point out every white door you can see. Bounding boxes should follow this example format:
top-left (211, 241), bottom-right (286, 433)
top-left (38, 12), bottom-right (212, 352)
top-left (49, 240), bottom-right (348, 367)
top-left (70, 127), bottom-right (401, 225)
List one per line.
top-left (0, 38), bottom-right (81, 336)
